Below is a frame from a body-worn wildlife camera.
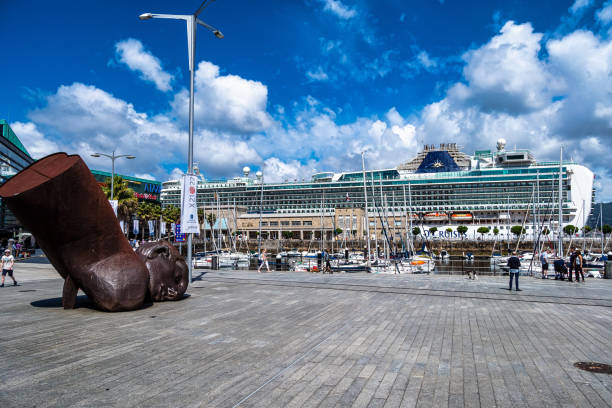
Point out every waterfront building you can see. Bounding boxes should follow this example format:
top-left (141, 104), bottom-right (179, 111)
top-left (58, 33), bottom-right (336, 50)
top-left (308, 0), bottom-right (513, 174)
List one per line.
top-left (91, 170), bottom-right (162, 205)
top-left (161, 140), bottom-right (595, 242)
top-left (0, 120), bottom-right (35, 233)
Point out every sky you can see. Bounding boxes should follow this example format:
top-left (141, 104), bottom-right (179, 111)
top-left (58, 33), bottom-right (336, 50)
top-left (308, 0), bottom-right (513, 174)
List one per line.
top-left (1, 0), bottom-right (611, 200)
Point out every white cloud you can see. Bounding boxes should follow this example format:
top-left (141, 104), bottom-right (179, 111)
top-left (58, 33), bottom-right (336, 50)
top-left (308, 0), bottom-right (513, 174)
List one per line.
top-left (321, 0), bottom-right (356, 20)
top-left (10, 121), bottom-right (59, 159)
top-left (263, 157), bottom-right (315, 183)
top-left (171, 61), bottom-right (272, 134)
top-left (570, 0), bottom-right (593, 14)
top-left (115, 39), bottom-right (173, 92)
top-left (134, 173), bottom-right (156, 181)
top-left (306, 66), bottom-right (329, 82)
top-left (596, 1), bottom-right (612, 24)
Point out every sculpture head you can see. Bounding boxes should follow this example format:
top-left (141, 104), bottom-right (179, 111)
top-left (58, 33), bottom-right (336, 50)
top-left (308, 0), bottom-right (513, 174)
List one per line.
top-left (136, 241), bottom-right (188, 301)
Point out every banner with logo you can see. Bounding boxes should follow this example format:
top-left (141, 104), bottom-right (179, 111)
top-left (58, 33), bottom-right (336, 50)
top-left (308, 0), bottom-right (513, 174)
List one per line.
top-left (171, 223), bottom-right (175, 237)
top-left (160, 222), bottom-right (166, 236)
top-left (109, 200), bottom-right (118, 216)
top-left (120, 220), bottom-right (125, 234)
top-left (148, 220), bottom-right (154, 236)
top-left (133, 220), bottom-right (139, 235)
top-left (180, 174), bottom-right (200, 234)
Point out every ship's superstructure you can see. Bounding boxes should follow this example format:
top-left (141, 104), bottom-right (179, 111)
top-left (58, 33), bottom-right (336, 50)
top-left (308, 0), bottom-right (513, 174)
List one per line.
top-left (161, 140), bottom-right (594, 240)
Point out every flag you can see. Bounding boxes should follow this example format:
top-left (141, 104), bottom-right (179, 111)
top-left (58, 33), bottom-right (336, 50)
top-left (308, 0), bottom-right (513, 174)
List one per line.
top-left (180, 174), bottom-right (200, 234)
top-left (171, 223), bottom-right (176, 235)
top-left (160, 222), bottom-right (166, 235)
top-left (133, 220), bottom-right (139, 235)
top-left (148, 220), bottom-right (154, 236)
top-left (119, 220), bottom-right (125, 234)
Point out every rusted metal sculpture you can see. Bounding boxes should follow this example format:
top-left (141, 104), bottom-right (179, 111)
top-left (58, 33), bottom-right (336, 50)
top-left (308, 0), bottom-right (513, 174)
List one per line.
top-left (136, 241), bottom-right (188, 301)
top-left (0, 152), bottom-right (187, 312)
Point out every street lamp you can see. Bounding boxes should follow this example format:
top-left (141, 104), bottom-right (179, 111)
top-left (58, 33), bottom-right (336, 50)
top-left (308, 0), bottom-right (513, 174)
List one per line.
top-left (140, 1), bottom-right (224, 283)
top-left (90, 151), bottom-right (136, 201)
top-left (256, 170), bottom-right (264, 255)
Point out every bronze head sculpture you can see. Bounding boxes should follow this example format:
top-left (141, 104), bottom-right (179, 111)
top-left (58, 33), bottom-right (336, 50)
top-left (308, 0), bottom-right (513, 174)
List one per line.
top-left (0, 152), bottom-right (188, 312)
top-left (136, 241), bottom-right (188, 301)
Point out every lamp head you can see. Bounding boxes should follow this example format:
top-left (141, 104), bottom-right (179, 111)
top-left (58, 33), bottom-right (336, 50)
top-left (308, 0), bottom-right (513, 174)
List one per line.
top-left (139, 13), bottom-right (153, 20)
top-left (91, 153), bottom-right (101, 158)
top-left (126, 155), bottom-right (136, 159)
top-left (214, 30), bottom-right (224, 39)
top-left (256, 171), bottom-right (263, 179)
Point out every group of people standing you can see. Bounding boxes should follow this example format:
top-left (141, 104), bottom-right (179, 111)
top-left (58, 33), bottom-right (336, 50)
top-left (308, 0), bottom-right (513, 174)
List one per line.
top-left (539, 247), bottom-right (586, 282)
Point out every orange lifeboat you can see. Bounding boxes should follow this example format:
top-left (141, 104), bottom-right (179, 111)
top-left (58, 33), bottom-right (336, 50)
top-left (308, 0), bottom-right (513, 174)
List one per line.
top-left (423, 212), bottom-right (448, 221)
top-left (451, 212), bottom-right (473, 221)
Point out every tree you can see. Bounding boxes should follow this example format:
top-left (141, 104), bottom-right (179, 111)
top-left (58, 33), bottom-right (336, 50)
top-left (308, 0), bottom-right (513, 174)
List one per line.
top-left (445, 228), bottom-right (453, 234)
top-left (510, 225), bottom-right (525, 238)
top-left (334, 228), bottom-right (343, 236)
top-left (457, 225), bottom-right (468, 239)
top-left (412, 226), bottom-right (421, 236)
top-left (136, 202), bottom-right (161, 241)
top-left (282, 231), bottom-right (294, 239)
top-left (429, 227), bottom-right (438, 237)
top-left (583, 225), bottom-right (592, 234)
top-left (563, 224), bottom-right (577, 236)
top-left (493, 227), bottom-right (499, 236)
top-left (101, 176), bottom-right (137, 231)
top-left (162, 205), bottom-right (180, 224)
top-left (602, 224), bottom-right (611, 236)
top-left (542, 227), bottom-right (550, 236)
top-left (205, 213), bottom-right (217, 248)
top-left (477, 226), bottom-right (490, 239)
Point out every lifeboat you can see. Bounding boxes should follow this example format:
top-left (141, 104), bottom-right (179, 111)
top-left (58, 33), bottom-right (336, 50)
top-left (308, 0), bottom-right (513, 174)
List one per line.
top-left (423, 212), bottom-right (448, 221)
top-left (451, 212), bottom-right (473, 221)
top-left (410, 259), bottom-right (426, 265)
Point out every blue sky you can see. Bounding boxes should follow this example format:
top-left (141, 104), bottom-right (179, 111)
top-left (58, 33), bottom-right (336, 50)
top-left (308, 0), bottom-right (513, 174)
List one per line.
top-left (1, 0), bottom-right (612, 200)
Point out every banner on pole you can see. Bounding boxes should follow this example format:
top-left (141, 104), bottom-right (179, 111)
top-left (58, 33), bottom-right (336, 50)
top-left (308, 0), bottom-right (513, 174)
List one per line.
top-left (175, 224), bottom-right (186, 242)
top-left (120, 220), bottom-right (125, 234)
top-left (160, 222), bottom-right (166, 236)
top-left (180, 174), bottom-right (200, 234)
top-left (148, 220), bottom-right (154, 236)
top-left (133, 219), bottom-right (139, 235)
top-left (109, 200), bottom-right (118, 216)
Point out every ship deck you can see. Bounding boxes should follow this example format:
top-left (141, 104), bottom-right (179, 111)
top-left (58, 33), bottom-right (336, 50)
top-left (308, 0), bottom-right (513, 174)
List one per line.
top-left (1, 263), bottom-right (611, 407)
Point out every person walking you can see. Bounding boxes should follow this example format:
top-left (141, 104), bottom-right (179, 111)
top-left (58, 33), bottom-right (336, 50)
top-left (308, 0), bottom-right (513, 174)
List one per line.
top-left (574, 249), bottom-right (585, 282)
top-left (257, 249), bottom-right (270, 273)
top-left (1, 249), bottom-right (17, 287)
top-left (507, 251), bottom-right (521, 291)
top-left (540, 249), bottom-right (549, 279)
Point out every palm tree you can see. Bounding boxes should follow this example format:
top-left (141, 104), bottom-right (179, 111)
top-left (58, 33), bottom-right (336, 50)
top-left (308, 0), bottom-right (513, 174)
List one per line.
top-left (100, 176), bottom-right (137, 234)
top-left (137, 202), bottom-right (161, 241)
top-left (206, 212), bottom-right (217, 250)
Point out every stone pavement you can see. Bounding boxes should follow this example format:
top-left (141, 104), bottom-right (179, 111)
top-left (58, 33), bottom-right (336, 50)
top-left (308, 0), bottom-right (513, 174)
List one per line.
top-left (0, 264), bottom-right (611, 407)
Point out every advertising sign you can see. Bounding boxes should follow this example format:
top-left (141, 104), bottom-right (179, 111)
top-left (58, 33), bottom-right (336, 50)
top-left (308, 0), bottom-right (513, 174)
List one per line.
top-left (133, 219), bottom-right (139, 235)
top-left (148, 220), bottom-right (154, 236)
top-left (175, 223), bottom-right (186, 242)
top-left (180, 174), bottom-right (200, 234)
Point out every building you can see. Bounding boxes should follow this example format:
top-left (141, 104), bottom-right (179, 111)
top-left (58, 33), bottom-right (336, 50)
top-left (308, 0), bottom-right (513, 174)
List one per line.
top-left (161, 140), bottom-right (595, 242)
top-left (0, 120), bottom-right (35, 233)
top-left (91, 170), bottom-right (162, 205)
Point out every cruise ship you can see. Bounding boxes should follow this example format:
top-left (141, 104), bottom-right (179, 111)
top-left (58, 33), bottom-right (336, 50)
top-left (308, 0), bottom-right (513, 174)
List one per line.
top-left (160, 139), bottom-right (594, 241)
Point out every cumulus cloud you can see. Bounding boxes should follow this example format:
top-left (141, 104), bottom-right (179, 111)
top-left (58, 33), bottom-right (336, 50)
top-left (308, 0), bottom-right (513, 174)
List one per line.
top-left (115, 39), bottom-right (173, 92)
top-left (320, 0), bottom-right (356, 20)
top-left (134, 173), bottom-right (156, 181)
top-left (171, 61), bottom-right (272, 134)
top-left (570, 0), bottom-right (593, 14)
top-left (596, 1), bottom-right (612, 24)
top-left (9, 121), bottom-right (59, 159)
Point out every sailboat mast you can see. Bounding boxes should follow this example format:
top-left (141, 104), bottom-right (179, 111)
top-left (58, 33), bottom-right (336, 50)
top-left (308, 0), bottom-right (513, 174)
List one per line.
top-left (361, 152), bottom-right (371, 266)
top-left (558, 146), bottom-right (563, 256)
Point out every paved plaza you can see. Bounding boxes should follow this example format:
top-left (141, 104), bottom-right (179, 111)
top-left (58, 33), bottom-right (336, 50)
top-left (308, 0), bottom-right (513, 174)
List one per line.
top-left (1, 263), bottom-right (611, 407)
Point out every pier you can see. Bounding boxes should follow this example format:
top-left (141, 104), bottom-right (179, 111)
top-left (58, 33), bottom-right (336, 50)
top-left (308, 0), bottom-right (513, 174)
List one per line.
top-left (1, 263), bottom-right (611, 407)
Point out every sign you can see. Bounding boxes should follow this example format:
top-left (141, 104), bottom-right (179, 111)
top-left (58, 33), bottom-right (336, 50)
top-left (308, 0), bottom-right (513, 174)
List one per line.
top-left (160, 222), bottom-right (166, 236)
top-left (144, 183), bottom-right (161, 194)
top-left (148, 220), bottom-right (154, 236)
top-left (133, 219), bottom-right (139, 235)
top-left (175, 224), bottom-right (186, 242)
top-left (134, 192), bottom-right (158, 201)
top-left (180, 174), bottom-right (200, 234)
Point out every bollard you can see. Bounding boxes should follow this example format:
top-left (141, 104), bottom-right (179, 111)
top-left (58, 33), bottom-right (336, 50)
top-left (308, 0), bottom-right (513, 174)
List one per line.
top-left (605, 261), bottom-right (612, 279)
top-left (211, 255), bottom-right (219, 270)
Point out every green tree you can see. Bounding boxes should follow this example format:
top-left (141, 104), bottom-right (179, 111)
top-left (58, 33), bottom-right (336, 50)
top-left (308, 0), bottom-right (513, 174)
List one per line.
top-left (602, 224), bottom-right (611, 236)
top-left (477, 226), bottom-right (490, 239)
top-left (583, 225), bottom-right (592, 234)
top-left (162, 205), bottom-right (180, 224)
top-left (334, 227), bottom-right (343, 236)
top-left (563, 224), bottom-right (577, 236)
top-left (412, 226), bottom-right (421, 236)
top-left (445, 228), bottom-right (453, 234)
top-left (457, 225), bottom-right (468, 239)
top-left (136, 202), bottom-right (159, 241)
top-left (429, 227), bottom-right (438, 236)
top-left (493, 227), bottom-right (499, 236)
top-left (542, 227), bottom-right (550, 235)
top-left (205, 213), bottom-right (217, 248)
top-left (282, 231), bottom-right (294, 239)
top-left (101, 176), bottom-right (138, 230)
top-left (510, 225), bottom-right (525, 238)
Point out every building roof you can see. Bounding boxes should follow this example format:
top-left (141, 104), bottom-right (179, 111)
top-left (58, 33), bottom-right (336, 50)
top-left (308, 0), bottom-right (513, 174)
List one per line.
top-left (0, 120), bottom-right (31, 157)
top-left (91, 169), bottom-right (161, 185)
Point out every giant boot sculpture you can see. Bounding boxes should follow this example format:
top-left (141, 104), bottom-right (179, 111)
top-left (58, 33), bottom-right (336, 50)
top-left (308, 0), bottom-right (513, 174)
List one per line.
top-left (0, 153), bottom-right (149, 312)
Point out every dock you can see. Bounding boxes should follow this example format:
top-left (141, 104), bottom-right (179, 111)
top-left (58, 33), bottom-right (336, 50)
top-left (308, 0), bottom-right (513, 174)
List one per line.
top-left (1, 263), bottom-right (611, 407)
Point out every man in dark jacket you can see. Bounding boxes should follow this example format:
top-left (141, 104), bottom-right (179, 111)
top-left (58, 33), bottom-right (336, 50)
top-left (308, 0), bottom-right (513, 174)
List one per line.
top-left (507, 251), bottom-right (521, 291)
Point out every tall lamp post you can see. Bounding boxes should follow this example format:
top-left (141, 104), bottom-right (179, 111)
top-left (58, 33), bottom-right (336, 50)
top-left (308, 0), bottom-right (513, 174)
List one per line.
top-left (91, 151), bottom-right (136, 200)
top-left (139, 1), bottom-right (223, 283)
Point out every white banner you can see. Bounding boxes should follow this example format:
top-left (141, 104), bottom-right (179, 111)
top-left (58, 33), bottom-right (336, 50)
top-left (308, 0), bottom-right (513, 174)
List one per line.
top-left (109, 200), bottom-right (118, 216)
top-left (171, 223), bottom-right (176, 237)
top-left (120, 220), bottom-right (125, 234)
top-left (180, 174), bottom-right (200, 234)
top-left (148, 220), bottom-right (154, 236)
top-left (160, 222), bottom-right (166, 236)
top-left (133, 219), bottom-right (139, 235)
